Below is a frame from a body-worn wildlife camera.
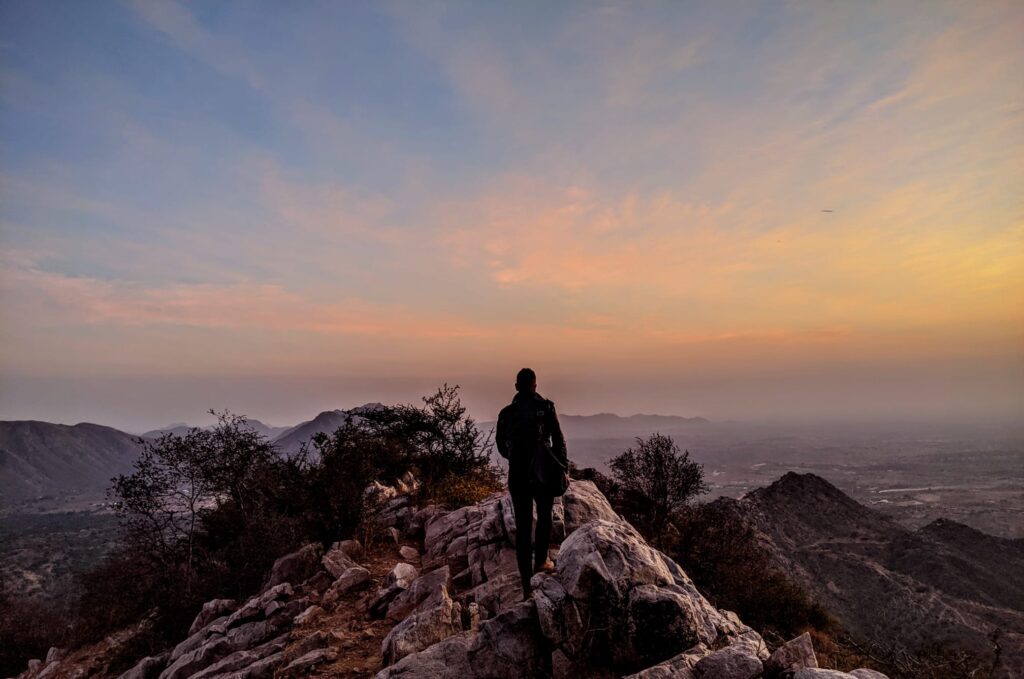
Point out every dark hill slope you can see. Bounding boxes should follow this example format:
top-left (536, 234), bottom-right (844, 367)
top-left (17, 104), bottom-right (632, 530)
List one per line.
top-left (726, 472), bottom-right (1024, 677)
top-left (0, 421), bottom-right (142, 505)
top-left (271, 404), bottom-right (384, 455)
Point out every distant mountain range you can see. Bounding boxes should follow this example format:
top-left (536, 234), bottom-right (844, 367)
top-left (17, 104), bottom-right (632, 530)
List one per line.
top-left (720, 472), bottom-right (1024, 677)
top-left (6, 405), bottom-right (699, 504)
top-left (143, 419), bottom-right (291, 440)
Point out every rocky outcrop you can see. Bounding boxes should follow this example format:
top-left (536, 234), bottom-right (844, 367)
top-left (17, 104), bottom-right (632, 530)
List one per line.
top-left (372, 480), bottom-right (887, 679)
top-left (726, 472), bottom-right (1024, 678)
top-left (15, 475), bottom-right (890, 679)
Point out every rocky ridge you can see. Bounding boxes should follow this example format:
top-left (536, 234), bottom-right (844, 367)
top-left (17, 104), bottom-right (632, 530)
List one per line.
top-left (726, 472), bottom-right (1024, 678)
top-left (15, 479), bottom-right (889, 679)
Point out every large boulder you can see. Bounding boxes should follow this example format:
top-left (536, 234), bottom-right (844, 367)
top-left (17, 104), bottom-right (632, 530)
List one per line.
top-left (188, 599), bottom-right (237, 636)
top-left (693, 645), bottom-right (763, 678)
top-left (323, 566), bottom-right (372, 608)
top-left (378, 481), bottom-right (764, 678)
top-left (764, 632), bottom-right (817, 676)
top-left (381, 578), bottom-right (463, 665)
top-left (322, 542), bottom-right (359, 578)
top-left (369, 563), bottom-right (420, 617)
top-left (263, 543), bottom-right (323, 590)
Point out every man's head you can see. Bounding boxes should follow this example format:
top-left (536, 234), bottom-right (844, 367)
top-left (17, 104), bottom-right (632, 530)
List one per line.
top-left (515, 368), bottom-right (537, 394)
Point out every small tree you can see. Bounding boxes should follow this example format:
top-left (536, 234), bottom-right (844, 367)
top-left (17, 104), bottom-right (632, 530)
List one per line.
top-left (609, 433), bottom-right (707, 545)
top-left (358, 384), bottom-right (500, 503)
top-left (109, 412), bottom-right (278, 596)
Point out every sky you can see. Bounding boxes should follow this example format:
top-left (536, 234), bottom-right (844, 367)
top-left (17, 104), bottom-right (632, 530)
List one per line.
top-left (1, 0), bottom-right (1022, 431)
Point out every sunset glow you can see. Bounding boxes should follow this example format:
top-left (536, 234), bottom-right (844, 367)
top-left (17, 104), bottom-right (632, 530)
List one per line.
top-left (1, 1), bottom-right (1021, 428)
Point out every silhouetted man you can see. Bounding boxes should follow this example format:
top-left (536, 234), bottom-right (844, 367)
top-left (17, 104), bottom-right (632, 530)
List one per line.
top-left (496, 368), bottom-right (569, 598)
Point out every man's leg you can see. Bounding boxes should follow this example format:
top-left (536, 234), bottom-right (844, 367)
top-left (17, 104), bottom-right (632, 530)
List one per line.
top-left (510, 490), bottom-right (535, 595)
top-left (534, 493), bottom-right (554, 570)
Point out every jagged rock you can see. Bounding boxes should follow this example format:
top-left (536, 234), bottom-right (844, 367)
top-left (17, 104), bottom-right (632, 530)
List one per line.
top-left (160, 637), bottom-right (235, 679)
top-left (764, 632), bottom-right (817, 676)
top-left (562, 480), bottom-right (619, 534)
top-left (373, 634), bottom-right (473, 678)
top-left (693, 645), bottom-right (763, 678)
top-left (283, 648), bottom-right (337, 674)
top-left (375, 600), bottom-right (544, 679)
top-left (188, 636), bottom-right (287, 679)
top-left (381, 481), bottom-right (765, 678)
top-left (406, 505), bottom-right (442, 540)
top-left (386, 566), bottom-right (451, 622)
top-left (848, 671), bottom-right (889, 679)
top-left (189, 599), bottom-right (237, 636)
top-left (27, 659), bottom-right (43, 673)
top-left (118, 652), bottom-right (169, 679)
top-left (381, 580), bottom-right (463, 664)
top-left (793, 671), bottom-right (856, 678)
top-left (339, 539), bottom-right (363, 559)
top-left (624, 644), bottom-right (710, 678)
top-left (366, 480), bottom-right (398, 502)
top-left (323, 566), bottom-right (372, 607)
top-left (545, 519), bottom-right (721, 672)
top-left (45, 648), bottom-right (61, 664)
top-left (223, 650), bottom-right (286, 679)
top-left (160, 602), bottom-right (292, 679)
top-left (300, 570), bottom-right (334, 595)
top-left (294, 605), bottom-right (325, 625)
top-left (322, 542), bottom-right (359, 578)
top-left (370, 563), bottom-right (420, 617)
top-left (264, 543), bottom-right (323, 590)
top-left (399, 545), bottom-right (420, 561)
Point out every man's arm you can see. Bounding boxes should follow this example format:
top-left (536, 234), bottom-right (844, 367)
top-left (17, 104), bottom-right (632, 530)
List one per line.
top-left (546, 401), bottom-right (568, 468)
top-left (495, 406), bottom-right (510, 460)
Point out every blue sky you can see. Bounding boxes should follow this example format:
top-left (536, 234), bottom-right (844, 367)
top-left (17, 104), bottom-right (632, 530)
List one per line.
top-left (1, 1), bottom-right (1021, 429)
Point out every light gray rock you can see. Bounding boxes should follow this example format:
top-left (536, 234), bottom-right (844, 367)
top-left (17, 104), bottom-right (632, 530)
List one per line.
top-left (263, 543), bottom-right (322, 590)
top-left (322, 542), bottom-right (359, 578)
top-left (381, 581), bottom-right (463, 664)
top-left (188, 599), bottom-right (237, 636)
top-left (117, 652), bottom-right (169, 679)
top-left (282, 648), bottom-right (337, 674)
top-left (399, 545), bottom-right (420, 561)
top-left (373, 635), bottom-right (473, 678)
top-left (465, 601), bottom-right (547, 679)
top-left (45, 648), bottom-right (61, 664)
top-left (793, 670), bottom-right (855, 679)
top-left (693, 645), bottom-right (762, 678)
top-left (369, 563), bottom-right (420, 617)
top-left (293, 605), bottom-right (325, 626)
top-left (188, 635), bottom-right (286, 679)
top-left (386, 566), bottom-right (451, 623)
top-left (849, 670), bottom-right (889, 679)
top-left (159, 637), bottom-right (235, 679)
top-left (323, 566), bottom-right (371, 607)
top-left (765, 632), bottom-right (818, 675)
top-left (624, 643), bottom-right (710, 678)
top-left (562, 480), bottom-right (620, 534)
top-left (223, 650), bottom-right (285, 679)
top-left (548, 519), bottom-right (720, 671)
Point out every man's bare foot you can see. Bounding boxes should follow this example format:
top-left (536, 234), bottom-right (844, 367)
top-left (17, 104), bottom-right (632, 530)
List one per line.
top-left (533, 559), bottom-right (555, 574)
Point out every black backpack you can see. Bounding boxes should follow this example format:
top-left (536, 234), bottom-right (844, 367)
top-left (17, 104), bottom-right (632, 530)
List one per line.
top-left (506, 398), bottom-right (569, 497)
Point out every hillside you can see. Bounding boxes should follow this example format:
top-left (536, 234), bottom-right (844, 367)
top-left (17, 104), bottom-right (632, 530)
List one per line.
top-left (12, 480), bottom-right (888, 679)
top-left (142, 420), bottom-right (289, 440)
top-left (270, 404), bottom-right (384, 456)
top-left (0, 422), bottom-right (143, 506)
top-left (725, 472), bottom-right (1024, 677)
